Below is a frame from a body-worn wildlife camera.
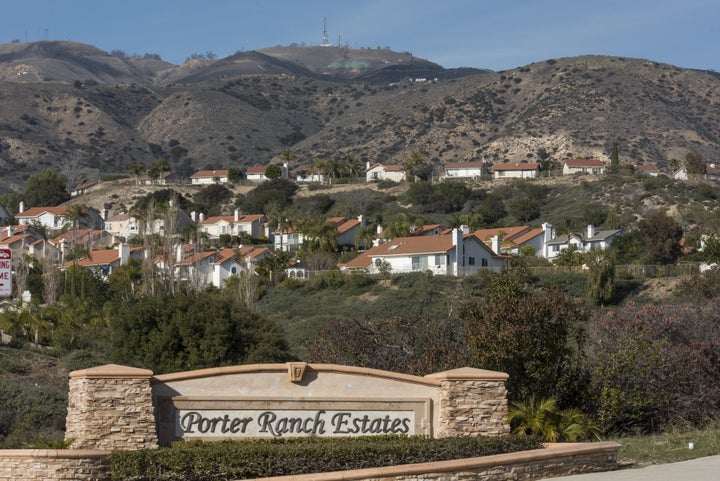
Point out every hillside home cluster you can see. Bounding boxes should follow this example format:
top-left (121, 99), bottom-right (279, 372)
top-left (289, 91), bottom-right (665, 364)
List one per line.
top-left (0, 157), bottom-right (634, 295)
top-left (1, 195), bottom-right (621, 292)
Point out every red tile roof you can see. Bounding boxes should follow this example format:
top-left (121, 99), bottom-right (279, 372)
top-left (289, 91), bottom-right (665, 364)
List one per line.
top-left (444, 162), bottom-right (486, 169)
top-left (493, 162), bottom-right (540, 171)
top-left (565, 159), bottom-right (605, 167)
top-left (16, 206), bottom-right (70, 218)
top-left (191, 169), bottom-right (229, 178)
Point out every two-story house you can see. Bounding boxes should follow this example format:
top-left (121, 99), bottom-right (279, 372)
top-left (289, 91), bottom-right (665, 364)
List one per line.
top-left (340, 228), bottom-right (505, 276)
top-left (15, 204), bottom-right (104, 232)
top-left (199, 210), bottom-right (266, 239)
top-left (543, 223), bottom-right (621, 259)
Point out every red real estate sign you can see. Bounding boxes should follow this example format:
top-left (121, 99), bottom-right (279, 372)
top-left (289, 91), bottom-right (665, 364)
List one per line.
top-left (0, 248), bottom-right (11, 297)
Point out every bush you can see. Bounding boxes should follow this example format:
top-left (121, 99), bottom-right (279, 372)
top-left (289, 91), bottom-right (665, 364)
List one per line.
top-left (589, 300), bottom-right (720, 434)
top-left (110, 435), bottom-right (543, 481)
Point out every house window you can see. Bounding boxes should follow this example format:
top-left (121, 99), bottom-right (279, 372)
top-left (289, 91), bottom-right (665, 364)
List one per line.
top-left (468, 257), bottom-right (475, 265)
top-left (411, 256), bottom-right (420, 270)
top-left (481, 258), bottom-right (488, 267)
top-left (231, 267), bottom-right (237, 275)
top-left (434, 254), bottom-right (445, 266)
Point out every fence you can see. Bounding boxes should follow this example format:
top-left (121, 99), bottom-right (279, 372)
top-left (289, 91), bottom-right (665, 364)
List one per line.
top-left (523, 263), bottom-right (701, 278)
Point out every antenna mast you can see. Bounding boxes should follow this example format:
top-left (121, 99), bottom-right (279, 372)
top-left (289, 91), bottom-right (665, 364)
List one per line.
top-left (321, 18), bottom-right (332, 47)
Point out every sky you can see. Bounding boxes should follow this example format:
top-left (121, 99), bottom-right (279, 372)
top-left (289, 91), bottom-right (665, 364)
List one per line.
top-left (2, 0), bottom-right (719, 72)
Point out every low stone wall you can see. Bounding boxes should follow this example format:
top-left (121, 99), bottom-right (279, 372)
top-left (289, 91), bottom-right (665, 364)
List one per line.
top-left (0, 442), bottom-right (620, 481)
top-left (0, 449), bottom-right (110, 481)
top-left (250, 442), bottom-right (621, 481)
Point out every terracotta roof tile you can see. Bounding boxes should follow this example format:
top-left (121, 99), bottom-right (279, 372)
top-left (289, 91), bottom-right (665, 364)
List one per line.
top-left (191, 169), bottom-right (229, 178)
top-left (565, 159), bottom-right (605, 167)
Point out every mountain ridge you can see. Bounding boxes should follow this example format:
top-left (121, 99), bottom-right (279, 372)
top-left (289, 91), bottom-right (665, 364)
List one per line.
top-left (0, 41), bottom-right (719, 194)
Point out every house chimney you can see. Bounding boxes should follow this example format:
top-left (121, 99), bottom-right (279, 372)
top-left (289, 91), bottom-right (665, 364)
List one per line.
top-left (357, 215), bottom-right (365, 227)
top-left (176, 243), bottom-right (184, 263)
top-left (234, 208), bottom-right (240, 222)
top-left (452, 228), bottom-right (462, 247)
top-left (19, 201), bottom-right (25, 213)
top-left (460, 224), bottom-right (470, 235)
top-left (102, 208), bottom-right (109, 221)
top-left (199, 213), bottom-right (205, 223)
top-left (542, 222), bottom-right (553, 243)
top-left (587, 224), bottom-right (595, 239)
top-left (366, 160), bottom-right (371, 171)
top-left (491, 235), bottom-right (501, 255)
top-left (377, 224), bottom-right (383, 234)
top-left (191, 211), bottom-right (197, 222)
top-left (119, 242), bottom-right (129, 265)
top-left (5, 226), bottom-right (13, 237)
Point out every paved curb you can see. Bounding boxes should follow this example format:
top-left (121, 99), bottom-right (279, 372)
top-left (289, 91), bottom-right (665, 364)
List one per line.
top-left (539, 455), bottom-right (720, 480)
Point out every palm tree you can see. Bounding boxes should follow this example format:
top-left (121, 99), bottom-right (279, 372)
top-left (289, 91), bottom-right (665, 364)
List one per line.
top-left (354, 224), bottom-right (376, 251)
top-left (508, 396), bottom-right (600, 442)
top-left (128, 162), bottom-right (146, 185)
top-left (65, 203), bottom-right (89, 231)
top-left (345, 154), bottom-right (364, 179)
top-left (383, 213), bottom-right (423, 240)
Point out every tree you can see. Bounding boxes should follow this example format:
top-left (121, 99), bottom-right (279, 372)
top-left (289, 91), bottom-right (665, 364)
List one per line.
top-left (257, 251), bottom-right (291, 285)
top-left (586, 255), bottom-right (615, 305)
top-left (227, 167), bottom-right (244, 183)
top-left (109, 291), bottom-right (292, 373)
top-left (403, 151), bottom-right (432, 181)
top-left (240, 178), bottom-right (298, 214)
top-left (128, 163), bottom-right (146, 185)
top-left (636, 210), bottom-right (683, 264)
top-left (607, 140), bottom-right (619, 173)
top-left (461, 274), bottom-right (589, 404)
top-left (265, 164), bottom-right (282, 180)
top-left (684, 150), bottom-right (706, 176)
top-left (589, 301), bottom-right (720, 434)
top-left (23, 168), bottom-right (69, 207)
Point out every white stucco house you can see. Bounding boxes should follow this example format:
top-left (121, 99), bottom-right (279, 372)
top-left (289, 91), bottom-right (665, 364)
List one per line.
top-left (441, 162), bottom-right (486, 180)
top-left (366, 163), bottom-right (406, 182)
top-left (472, 225), bottom-right (546, 256)
top-left (340, 228), bottom-right (505, 276)
top-left (492, 162), bottom-right (540, 179)
top-left (199, 210), bottom-right (266, 239)
top-left (273, 216), bottom-right (366, 252)
top-left (246, 163), bottom-right (289, 182)
top-left (543, 223), bottom-right (622, 259)
top-left (190, 170), bottom-right (229, 184)
top-left (562, 159), bottom-right (606, 175)
top-left (15, 204), bottom-right (104, 231)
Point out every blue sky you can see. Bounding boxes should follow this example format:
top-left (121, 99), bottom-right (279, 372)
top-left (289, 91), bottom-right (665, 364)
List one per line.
top-left (2, 0), bottom-right (718, 71)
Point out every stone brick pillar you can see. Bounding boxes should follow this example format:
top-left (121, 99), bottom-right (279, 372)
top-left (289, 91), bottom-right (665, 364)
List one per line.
top-left (426, 367), bottom-right (510, 437)
top-left (65, 364), bottom-right (158, 450)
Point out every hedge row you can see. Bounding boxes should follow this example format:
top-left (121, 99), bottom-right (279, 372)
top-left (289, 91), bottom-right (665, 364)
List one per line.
top-left (110, 435), bottom-right (543, 481)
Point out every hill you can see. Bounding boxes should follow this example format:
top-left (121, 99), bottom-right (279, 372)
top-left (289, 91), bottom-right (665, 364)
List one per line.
top-left (0, 41), bottom-right (719, 195)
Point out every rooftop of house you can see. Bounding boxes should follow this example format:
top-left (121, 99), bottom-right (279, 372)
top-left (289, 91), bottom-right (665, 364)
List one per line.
top-left (444, 161), bottom-right (486, 169)
top-left (16, 206), bottom-right (70, 218)
top-left (493, 162), bottom-right (540, 171)
top-left (191, 169), bottom-right (230, 178)
top-left (564, 158), bottom-right (605, 167)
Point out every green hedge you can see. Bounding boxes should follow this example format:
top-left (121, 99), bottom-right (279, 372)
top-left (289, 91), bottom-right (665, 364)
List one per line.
top-left (110, 435), bottom-right (543, 481)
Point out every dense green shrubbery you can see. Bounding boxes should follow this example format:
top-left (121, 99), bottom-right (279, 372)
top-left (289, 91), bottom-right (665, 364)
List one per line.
top-left (110, 435), bottom-right (543, 481)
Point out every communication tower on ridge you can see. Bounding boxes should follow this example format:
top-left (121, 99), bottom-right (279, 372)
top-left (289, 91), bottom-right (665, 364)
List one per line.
top-left (321, 18), bottom-right (332, 47)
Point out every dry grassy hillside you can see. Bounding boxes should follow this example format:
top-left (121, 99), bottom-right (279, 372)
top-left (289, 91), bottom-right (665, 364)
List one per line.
top-left (1, 43), bottom-right (719, 197)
